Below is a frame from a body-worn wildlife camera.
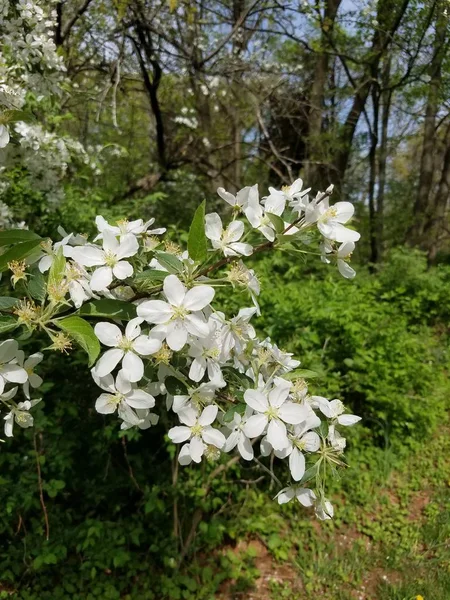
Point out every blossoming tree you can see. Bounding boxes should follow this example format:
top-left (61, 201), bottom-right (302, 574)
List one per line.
top-left (0, 177), bottom-right (361, 520)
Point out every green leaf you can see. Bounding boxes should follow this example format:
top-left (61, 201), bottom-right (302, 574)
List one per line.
top-left (164, 376), bottom-right (188, 396)
top-left (284, 368), bottom-right (320, 380)
top-left (154, 252), bottom-right (184, 274)
top-left (188, 200), bottom-right (207, 262)
top-left (0, 229), bottom-right (41, 246)
top-left (0, 297), bottom-right (18, 310)
top-left (222, 366), bottom-right (253, 389)
top-left (266, 212), bottom-right (285, 234)
top-left (0, 315), bottom-right (18, 333)
top-left (300, 462), bottom-right (319, 485)
top-left (48, 247), bottom-right (66, 288)
top-left (133, 269), bottom-right (168, 283)
top-left (0, 239), bottom-right (43, 273)
top-left (56, 316), bottom-right (100, 367)
top-left (77, 299), bottom-right (137, 320)
top-left (27, 269), bottom-right (47, 302)
top-left (223, 403), bottom-right (246, 423)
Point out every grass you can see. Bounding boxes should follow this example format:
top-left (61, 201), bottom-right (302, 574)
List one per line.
top-left (214, 424), bottom-right (450, 600)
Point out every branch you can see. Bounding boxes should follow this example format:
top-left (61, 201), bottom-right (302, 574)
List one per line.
top-left (57, 0), bottom-right (94, 46)
top-left (197, 0), bottom-right (261, 68)
top-left (34, 433), bottom-right (50, 541)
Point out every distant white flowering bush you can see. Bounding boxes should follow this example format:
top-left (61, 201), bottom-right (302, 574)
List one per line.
top-left (0, 0), bottom-right (92, 204)
top-left (0, 179), bottom-right (361, 519)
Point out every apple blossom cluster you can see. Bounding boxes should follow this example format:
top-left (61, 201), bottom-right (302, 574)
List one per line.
top-left (0, 179), bottom-right (361, 519)
top-left (0, 0), bottom-right (65, 144)
top-left (0, 1), bottom-right (95, 205)
top-left (0, 339), bottom-right (43, 438)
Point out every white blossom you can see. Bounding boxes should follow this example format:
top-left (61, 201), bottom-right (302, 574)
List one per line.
top-left (217, 184), bottom-right (258, 211)
top-left (168, 404), bottom-right (226, 463)
top-left (205, 213), bottom-right (252, 257)
top-left (93, 370), bottom-right (155, 416)
top-left (137, 275), bottom-right (214, 351)
top-left (243, 382), bottom-right (308, 451)
top-left (94, 317), bottom-right (162, 382)
top-left (71, 231), bottom-right (139, 291)
top-left (0, 340), bottom-right (28, 395)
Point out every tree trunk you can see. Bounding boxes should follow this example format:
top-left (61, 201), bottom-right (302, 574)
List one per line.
top-left (375, 57), bottom-right (392, 261)
top-left (332, 0), bottom-right (409, 189)
top-left (424, 122), bottom-right (450, 261)
top-left (409, 2), bottom-right (447, 243)
top-left (368, 87), bottom-right (379, 265)
top-left (306, 0), bottom-right (342, 189)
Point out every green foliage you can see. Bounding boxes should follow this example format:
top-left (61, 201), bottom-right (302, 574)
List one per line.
top-left (247, 248), bottom-right (450, 447)
top-left (187, 201), bottom-right (207, 262)
top-left (0, 248), bottom-right (449, 599)
top-left (78, 299), bottom-right (137, 320)
top-left (56, 316), bottom-right (100, 366)
top-left (0, 230), bottom-right (41, 245)
top-left (0, 239), bottom-right (43, 272)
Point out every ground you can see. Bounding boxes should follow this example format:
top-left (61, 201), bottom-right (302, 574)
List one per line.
top-left (215, 427), bottom-right (450, 600)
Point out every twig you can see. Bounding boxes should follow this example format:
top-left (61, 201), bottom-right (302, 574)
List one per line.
top-left (172, 451), bottom-right (179, 541)
top-left (177, 454), bottom-right (242, 567)
top-left (254, 457), bottom-right (283, 488)
top-left (33, 433), bottom-right (50, 541)
top-left (121, 436), bottom-right (143, 492)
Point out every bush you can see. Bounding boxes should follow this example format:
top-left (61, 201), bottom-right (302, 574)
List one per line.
top-left (1, 248), bottom-right (449, 597)
top-left (250, 248), bottom-right (450, 447)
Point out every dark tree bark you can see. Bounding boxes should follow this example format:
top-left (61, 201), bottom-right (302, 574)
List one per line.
top-left (368, 86), bottom-right (379, 265)
top-left (332, 0), bottom-right (409, 188)
top-left (375, 57), bottom-right (392, 262)
top-left (306, 0), bottom-right (342, 190)
top-left (410, 3), bottom-right (448, 244)
top-left (424, 122), bottom-right (450, 261)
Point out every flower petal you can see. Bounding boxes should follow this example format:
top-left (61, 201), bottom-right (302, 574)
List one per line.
top-left (243, 413), bottom-right (267, 438)
top-left (202, 426), bottom-right (225, 448)
top-left (71, 245), bottom-right (105, 267)
top-left (2, 365), bottom-right (27, 384)
top-left (198, 404), bottom-right (218, 426)
top-left (226, 220), bottom-right (244, 242)
top-left (178, 443), bottom-right (193, 465)
top-left (94, 322), bottom-right (122, 347)
top-left (267, 418), bottom-right (288, 451)
top-left (302, 431), bottom-right (321, 452)
top-left (90, 266), bottom-right (113, 291)
top-left (94, 348), bottom-right (124, 377)
top-left (237, 434), bottom-right (254, 460)
top-left (183, 285), bottom-right (215, 311)
top-left (168, 425), bottom-right (191, 443)
top-left (278, 402), bottom-right (308, 425)
top-left (185, 314), bottom-right (209, 337)
top-left (166, 320), bottom-right (188, 351)
top-left (296, 488), bottom-right (316, 507)
top-left (334, 202), bottom-right (354, 223)
top-left (137, 300), bottom-right (173, 324)
top-left (244, 389), bottom-right (268, 412)
top-left (337, 414), bottom-right (361, 426)
top-left (189, 436), bottom-right (204, 463)
top-left (289, 448), bottom-right (305, 481)
top-left (132, 335), bottom-right (162, 356)
top-left (126, 389), bottom-right (155, 409)
top-left (122, 352), bottom-right (144, 382)
top-left (276, 486), bottom-right (295, 505)
top-left (116, 234), bottom-right (139, 259)
top-left (113, 261), bottom-right (133, 280)
top-left (95, 393), bottom-right (118, 414)
top-left (164, 275), bottom-right (186, 307)
top-left (205, 213), bottom-right (223, 241)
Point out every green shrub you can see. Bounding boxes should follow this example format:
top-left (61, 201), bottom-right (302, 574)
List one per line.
top-left (249, 248), bottom-right (450, 448)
